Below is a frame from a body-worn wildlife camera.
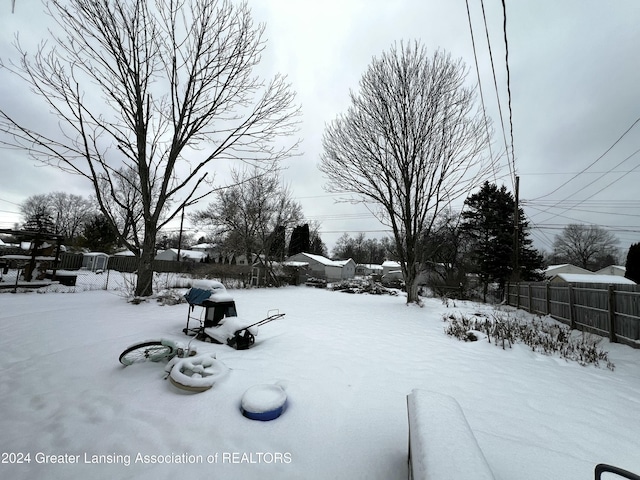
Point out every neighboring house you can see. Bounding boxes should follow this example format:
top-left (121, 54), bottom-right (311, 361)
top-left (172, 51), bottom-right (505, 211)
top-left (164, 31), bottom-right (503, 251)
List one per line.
top-left (543, 264), bottom-right (593, 278)
top-left (329, 258), bottom-right (356, 280)
top-left (285, 252), bottom-right (355, 281)
top-left (355, 264), bottom-right (384, 276)
top-left (549, 273), bottom-right (636, 285)
top-left (155, 248), bottom-right (208, 262)
top-left (191, 243), bottom-right (223, 261)
top-left (250, 259), bottom-right (310, 286)
top-left (382, 260), bottom-right (401, 276)
top-left (595, 265), bottom-right (626, 277)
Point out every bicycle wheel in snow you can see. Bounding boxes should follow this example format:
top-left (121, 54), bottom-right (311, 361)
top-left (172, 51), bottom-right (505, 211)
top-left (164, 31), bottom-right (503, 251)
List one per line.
top-left (119, 341), bottom-right (174, 366)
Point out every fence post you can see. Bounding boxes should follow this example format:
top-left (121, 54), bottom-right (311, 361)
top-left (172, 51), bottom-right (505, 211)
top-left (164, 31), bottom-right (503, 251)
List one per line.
top-left (527, 283), bottom-right (533, 313)
top-left (505, 282), bottom-right (510, 305)
top-left (516, 283), bottom-right (520, 309)
top-left (545, 282), bottom-right (551, 315)
top-left (608, 284), bottom-right (617, 343)
top-left (568, 284), bottom-right (576, 330)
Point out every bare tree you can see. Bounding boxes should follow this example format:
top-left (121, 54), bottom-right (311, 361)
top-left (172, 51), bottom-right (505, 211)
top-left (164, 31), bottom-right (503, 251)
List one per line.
top-left (192, 167), bottom-right (303, 266)
top-left (0, 0), bottom-right (300, 296)
top-left (319, 42), bottom-right (495, 303)
top-left (48, 192), bottom-right (95, 241)
top-left (20, 192), bottom-right (95, 242)
top-left (552, 224), bottom-right (620, 270)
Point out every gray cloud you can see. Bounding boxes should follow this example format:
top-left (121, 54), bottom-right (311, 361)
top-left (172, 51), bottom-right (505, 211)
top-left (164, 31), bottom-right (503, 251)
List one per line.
top-left (1, 0), bottom-right (639, 253)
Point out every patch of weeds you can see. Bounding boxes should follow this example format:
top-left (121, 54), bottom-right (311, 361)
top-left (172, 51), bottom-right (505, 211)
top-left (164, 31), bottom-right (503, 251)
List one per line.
top-left (331, 279), bottom-right (398, 295)
top-left (443, 312), bottom-right (615, 370)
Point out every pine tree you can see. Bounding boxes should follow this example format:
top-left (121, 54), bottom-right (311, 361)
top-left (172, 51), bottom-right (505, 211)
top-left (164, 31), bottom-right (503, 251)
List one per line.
top-left (461, 182), bottom-right (543, 301)
top-left (82, 214), bottom-right (120, 253)
top-left (288, 224), bottom-right (310, 257)
top-left (625, 243), bottom-right (640, 283)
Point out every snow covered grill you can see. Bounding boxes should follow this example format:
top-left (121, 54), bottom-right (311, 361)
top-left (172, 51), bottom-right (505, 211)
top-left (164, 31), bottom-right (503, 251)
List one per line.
top-left (184, 280), bottom-right (238, 330)
top-left (406, 389), bottom-right (494, 480)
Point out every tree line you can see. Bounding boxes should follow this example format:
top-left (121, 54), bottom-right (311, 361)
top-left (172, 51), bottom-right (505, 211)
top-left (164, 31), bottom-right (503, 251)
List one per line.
top-left (332, 181), bottom-right (640, 300)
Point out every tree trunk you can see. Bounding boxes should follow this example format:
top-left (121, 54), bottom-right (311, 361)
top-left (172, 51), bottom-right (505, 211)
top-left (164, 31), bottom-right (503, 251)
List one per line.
top-left (404, 262), bottom-right (420, 304)
top-left (135, 230), bottom-right (156, 297)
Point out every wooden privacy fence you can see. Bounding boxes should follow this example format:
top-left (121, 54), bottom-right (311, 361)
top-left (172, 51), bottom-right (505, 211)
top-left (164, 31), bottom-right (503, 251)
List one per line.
top-left (505, 282), bottom-right (640, 349)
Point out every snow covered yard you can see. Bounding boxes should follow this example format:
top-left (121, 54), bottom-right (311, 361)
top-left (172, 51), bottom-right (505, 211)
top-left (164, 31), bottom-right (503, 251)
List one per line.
top-left (1, 285), bottom-right (639, 480)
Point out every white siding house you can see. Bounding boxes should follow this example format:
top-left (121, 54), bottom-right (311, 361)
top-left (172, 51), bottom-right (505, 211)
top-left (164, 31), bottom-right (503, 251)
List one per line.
top-left (544, 264), bottom-right (592, 278)
top-left (595, 265), bottom-right (626, 277)
top-left (285, 253), bottom-right (355, 281)
top-left (382, 260), bottom-right (402, 276)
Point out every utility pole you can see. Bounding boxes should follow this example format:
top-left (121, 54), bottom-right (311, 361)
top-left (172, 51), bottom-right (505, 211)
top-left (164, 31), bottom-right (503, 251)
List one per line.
top-left (513, 175), bottom-right (520, 282)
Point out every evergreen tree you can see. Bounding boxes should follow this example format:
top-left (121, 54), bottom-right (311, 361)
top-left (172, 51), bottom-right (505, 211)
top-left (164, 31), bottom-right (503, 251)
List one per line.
top-left (625, 243), bottom-right (640, 283)
top-left (461, 182), bottom-right (544, 300)
top-left (309, 234), bottom-right (327, 257)
top-left (81, 214), bottom-right (120, 253)
top-left (288, 224), bottom-right (310, 257)
top-left (23, 211), bottom-right (56, 234)
top-left (269, 225), bottom-right (287, 260)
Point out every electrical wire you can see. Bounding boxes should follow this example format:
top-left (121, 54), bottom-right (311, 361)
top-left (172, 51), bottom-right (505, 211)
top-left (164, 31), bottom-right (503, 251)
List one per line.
top-left (529, 147), bottom-right (640, 223)
top-left (464, 0), bottom-right (499, 184)
top-left (500, 0), bottom-right (516, 176)
top-left (474, 0), bottom-right (515, 187)
top-left (528, 115), bottom-right (640, 202)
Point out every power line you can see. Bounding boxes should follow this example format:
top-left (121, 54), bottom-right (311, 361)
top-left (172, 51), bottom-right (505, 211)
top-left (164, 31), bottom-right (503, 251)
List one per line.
top-left (529, 147), bottom-right (640, 223)
top-left (464, 0), bottom-right (499, 184)
top-left (500, 0), bottom-right (515, 176)
top-left (520, 169), bottom-right (640, 176)
top-left (473, 0), bottom-right (515, 187)
top-left (529, 115), bottom-right (640, 202)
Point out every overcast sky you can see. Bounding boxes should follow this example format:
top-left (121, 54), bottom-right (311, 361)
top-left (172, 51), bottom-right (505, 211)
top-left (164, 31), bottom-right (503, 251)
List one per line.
top-left (1, 0), bottom-right (639, 256)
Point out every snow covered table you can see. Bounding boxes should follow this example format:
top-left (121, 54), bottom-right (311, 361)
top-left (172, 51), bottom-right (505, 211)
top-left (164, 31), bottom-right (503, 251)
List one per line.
top-left (406, 389), bottom-right (495, 480)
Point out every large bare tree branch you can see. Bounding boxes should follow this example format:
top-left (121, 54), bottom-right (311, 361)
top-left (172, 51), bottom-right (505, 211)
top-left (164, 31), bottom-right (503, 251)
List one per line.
top-left (0, 0), bottom-right (300, 296)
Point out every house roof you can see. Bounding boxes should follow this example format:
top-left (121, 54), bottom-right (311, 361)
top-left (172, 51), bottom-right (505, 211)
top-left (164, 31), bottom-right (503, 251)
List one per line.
top-left (595, 265), bottom-right (626, 275)
top-left (112, 250), bottom-right (136, 256)
top-left (551, 273), bottom-right (636, 285)
top-left (333, 259), bottom-right (355, 267)
top-left (382, 260), bottom-right (401, 267)
top-left (191, 243), bottom-right (217, 250)
top-left (294, 252), bottom-right (341, 267)
top-left (159, 248), bottom-right (208, 260)
top-left (544, 264), bottom-right (593, 275)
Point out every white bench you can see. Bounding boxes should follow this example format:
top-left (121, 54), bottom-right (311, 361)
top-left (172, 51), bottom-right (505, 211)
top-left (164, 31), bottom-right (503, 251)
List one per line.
top-left (407, 389), bottom-right (495, 480)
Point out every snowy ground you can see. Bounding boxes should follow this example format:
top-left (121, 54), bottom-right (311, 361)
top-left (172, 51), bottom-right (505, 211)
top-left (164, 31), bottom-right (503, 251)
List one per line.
top-left (1, 283), bottom-right (639, 480)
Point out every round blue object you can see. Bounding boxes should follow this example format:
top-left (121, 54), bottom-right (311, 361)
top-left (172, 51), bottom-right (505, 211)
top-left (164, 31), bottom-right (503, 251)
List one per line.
top-left (241, 384), bottom-right (287, 421)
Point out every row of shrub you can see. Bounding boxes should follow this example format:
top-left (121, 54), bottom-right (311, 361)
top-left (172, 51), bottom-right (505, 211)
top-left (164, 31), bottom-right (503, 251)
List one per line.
top-left (443, 311), bottom-right (615, 370)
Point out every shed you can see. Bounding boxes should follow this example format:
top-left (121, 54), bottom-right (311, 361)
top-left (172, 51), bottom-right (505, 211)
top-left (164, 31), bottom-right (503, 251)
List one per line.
top-left (82, 252), bottom-right (109, 272)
